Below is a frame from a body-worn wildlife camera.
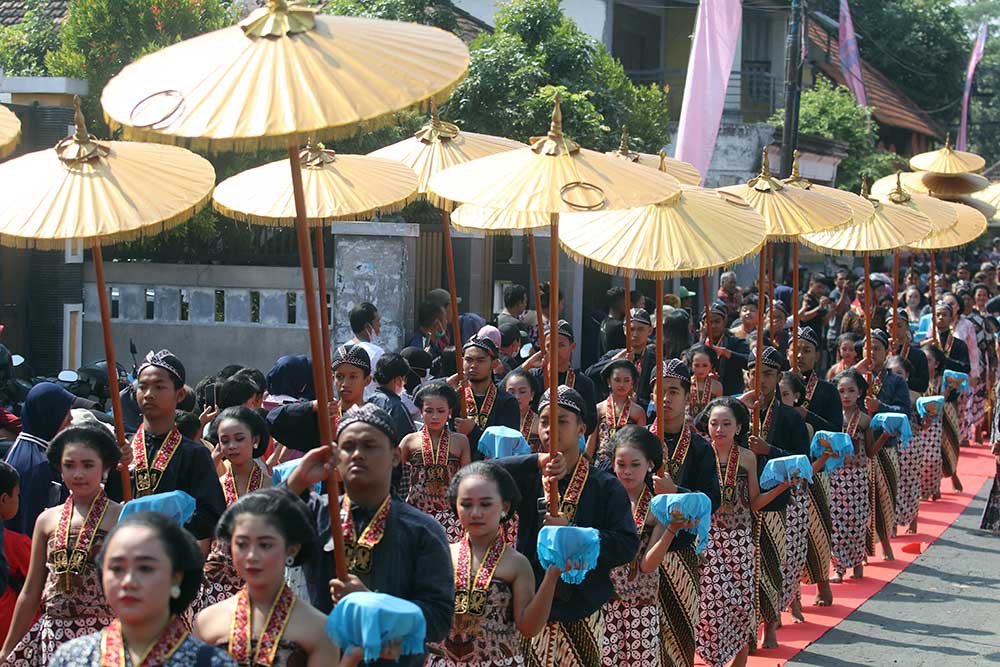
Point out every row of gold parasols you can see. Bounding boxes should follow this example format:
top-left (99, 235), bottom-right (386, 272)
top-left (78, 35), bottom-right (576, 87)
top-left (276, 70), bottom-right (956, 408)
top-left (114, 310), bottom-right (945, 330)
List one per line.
top-left (0, 0), bottom-right (989, 576)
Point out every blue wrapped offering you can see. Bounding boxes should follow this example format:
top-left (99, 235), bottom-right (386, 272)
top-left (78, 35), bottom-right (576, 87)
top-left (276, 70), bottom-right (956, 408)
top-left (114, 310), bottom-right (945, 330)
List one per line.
top-left (916, 395), bottom-right (945, 420)
top-left (809, 431), bottom-right (854, 474)
top-left (120, 490), bottom-right (195, 526)
top-left (325, 592), bottom-right (426, 663)
top-left (537, 526), bottom-right (600, 584)
top-left (760, 455), bottom-right (814, 489)
top-left (477, 426), bottom-right (531, 459)
top-left (943, 369), bottom-right (970, 393)
top-left (272, 459), bottom-right (322, 495)
top-left (650, 492), bottom-right (711, 554)
top-left (869, 412), bottom-right (913, 448)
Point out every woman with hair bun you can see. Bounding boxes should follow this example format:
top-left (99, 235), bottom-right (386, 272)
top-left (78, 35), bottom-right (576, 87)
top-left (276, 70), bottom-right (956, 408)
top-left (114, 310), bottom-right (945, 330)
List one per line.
top-left (194, 488), bottom-right (336, 667)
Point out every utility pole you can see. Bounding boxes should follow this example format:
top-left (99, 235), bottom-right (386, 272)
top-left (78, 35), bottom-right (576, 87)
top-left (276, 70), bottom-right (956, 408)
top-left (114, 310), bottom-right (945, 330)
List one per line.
top-left (779, 0), bottom-right (804, 282)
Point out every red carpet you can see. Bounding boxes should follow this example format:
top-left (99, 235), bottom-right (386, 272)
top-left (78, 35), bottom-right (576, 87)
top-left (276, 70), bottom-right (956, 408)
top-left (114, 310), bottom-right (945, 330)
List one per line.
top-left (701, 445), bottom-right (995, 667)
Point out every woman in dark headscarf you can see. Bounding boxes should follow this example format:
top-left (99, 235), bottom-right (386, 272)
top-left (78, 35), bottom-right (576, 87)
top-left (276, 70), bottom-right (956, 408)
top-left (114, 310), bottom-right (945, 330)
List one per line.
top-left (263, 355), bottom-right (315, 411)
top-left (4, 382), bottom-right (75, 535)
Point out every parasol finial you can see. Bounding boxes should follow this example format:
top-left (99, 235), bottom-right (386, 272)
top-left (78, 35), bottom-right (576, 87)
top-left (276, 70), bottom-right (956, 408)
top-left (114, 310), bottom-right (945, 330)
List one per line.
top-left (658, 150), bottom-right (667, 172)
top-left (761, 148), bottom-right (771, 178)
top-left (860, 175), bottom-right (870, 198)
top-left (791, 149), bottom-right (801, 179)
top-left (240, 0), bottom-right (316, 37)
top-left (56, 96), bottom-right (109, 165)
top-left (944, 134), bottom-right (952, 151)
top-left (530, 91), bottom-right (579, 156)
top-left (748, 148), bottom-right (779, 191)
top-left (888, 170), bottom-right (912, 204)
top-left (618, 126), bottom-right (629, 153)
top-left (72, 96), bottom-right (88, 143)
top-left (414, 100), bottom-right (459, 144)
top-left (299, 139), bottom-right (336, 167)
top-left (609, 126), bottom-right (639, 162)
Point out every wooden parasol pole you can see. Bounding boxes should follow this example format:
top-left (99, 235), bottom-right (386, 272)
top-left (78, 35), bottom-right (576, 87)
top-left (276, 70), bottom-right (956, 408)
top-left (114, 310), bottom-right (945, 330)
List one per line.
top-left (441, 209), bottom-right (466, 413)
top-left (791, 243), bottom-right (800, 372)
top-left (891, 250), bottom-right (901, 351)
top-left (930, 250), bottom-right (937, 343)
top-left (91, 241), bottom-right (131, 501)
top-left (655, 277), bottom-right (665, 453)
top-left (288, 146), bottom-right (348, 580)
top-left (528, 232), bottom-right (546, 355)
top-left (546, 213), bottom-right (560, 516)
top-left (753, 243), bottom-right (767, 432)
top-left (702, 274), bottom-right (710, 333)
top-left (313, 227), bottom-right (333, 400)
top-left (864, 252), bottom-right (873, 373)
top-left (624, 274), bottom-right (631, 352)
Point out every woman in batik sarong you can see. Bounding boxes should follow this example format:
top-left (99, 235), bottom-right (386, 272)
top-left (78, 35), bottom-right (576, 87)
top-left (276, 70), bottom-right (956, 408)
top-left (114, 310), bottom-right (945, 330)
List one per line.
top-left (428, 461), bottom-right (562, 667)
top-left (196, 407), bottom-right (272, 612)
top-left (588, 360), bottom-right (645, 466)
top-left (602, 426), bottom-right (689, 667)
top-left (502, 370), bottom-right (541, 453)
top-left (194, 488), bottom-right (336, 666)
top-left (400, 382), bottom-right (471, 542)
top-left (887, 356), bottom-right (921, 532)
top-left (49, 512), bottom-right (235, 667)
top-left (684, 345), bottom-right (722, 428)
top-left (920, 347), bottom-right (948, 503)
top-left (830, 370), bottom-right (887, 582)
top-left (926, 300), bottom-right (970, 493)
top-left (1, 426), bottom-right (123, 665)
top-left (696, 398), bottom-right (793, 667)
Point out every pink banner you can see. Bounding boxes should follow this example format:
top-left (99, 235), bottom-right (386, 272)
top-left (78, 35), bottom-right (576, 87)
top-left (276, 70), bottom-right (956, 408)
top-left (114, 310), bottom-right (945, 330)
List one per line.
top-left (838, 0), bottom-right (867, 106)
top-left (674, 0), bottom-right (742, 183)
top-left (958, 23), bottom-right (988, 151)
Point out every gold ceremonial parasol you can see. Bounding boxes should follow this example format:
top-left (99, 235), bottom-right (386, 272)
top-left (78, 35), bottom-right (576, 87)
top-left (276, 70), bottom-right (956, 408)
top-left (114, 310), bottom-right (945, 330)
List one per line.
top-left (909, 135), bottom-right (986, 175)
top-left (213, 143), bottom-right (418, 225)
top-left (870, 171), bottom-right (988, 198)
top-left (873, 175), bottom-right (958, 232)
top-left (972, 182), bottom-right (1000, 219)
top-left (428, 94), bottom-right (681, 512)
top-left (0, 105), bottom-right (20, 159)
top-left (369, 107), bottom-right (523, 398)
top-left (102, 1), bottom-right (469, 578)
top-left (0, 100), bottom-right (215, 499)
top-left (950, 194), bottom-right (996, 221)
top-left (607, 127), bottom-right (702, 186)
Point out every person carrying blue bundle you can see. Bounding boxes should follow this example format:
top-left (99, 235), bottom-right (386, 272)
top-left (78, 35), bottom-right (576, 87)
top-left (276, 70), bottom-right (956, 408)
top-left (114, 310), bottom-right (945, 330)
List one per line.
top-left (492, 385), bottom-right (639, 667)
top-left (696, 397), bottom-right (796, 667)
top-left (886, 356), bottom-right (923, 535)
top-left (279, 403), bottom-right (454, 667)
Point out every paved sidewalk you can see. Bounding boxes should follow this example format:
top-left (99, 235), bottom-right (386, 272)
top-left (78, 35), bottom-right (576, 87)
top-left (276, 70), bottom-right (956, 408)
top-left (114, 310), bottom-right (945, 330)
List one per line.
top-left (786, 480), bottom-right (1000, 667)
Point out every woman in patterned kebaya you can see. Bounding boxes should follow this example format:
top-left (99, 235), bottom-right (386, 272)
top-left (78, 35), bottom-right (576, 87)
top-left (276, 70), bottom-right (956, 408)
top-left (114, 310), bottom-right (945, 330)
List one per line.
top-left (1, 426), bottom-right (122, 665)
top-left (683, 345), bottom-right (722, 427)
top-left (501, 370), bottom-right (541, 452)
top-left (428, 461), bottom-right (562, 667)
top-left (400, 382), bottom-right (472, 543)
top-left (194, 488), bottom-right (336, 667)
top-left (49, 512), bottom-right (235, 667)
top-left (196, 407), bottom-right (273, 612)
top-left (588, 360), bottom-right (646, 466)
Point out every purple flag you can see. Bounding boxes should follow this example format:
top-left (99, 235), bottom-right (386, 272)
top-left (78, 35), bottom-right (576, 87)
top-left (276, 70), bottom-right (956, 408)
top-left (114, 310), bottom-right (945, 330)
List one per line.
top-left (838, 0), bottom-right (867, 106)
top-left (958, 23), bottom-right (988, 151)
top-left (674, 0), bottom-right (742, 183)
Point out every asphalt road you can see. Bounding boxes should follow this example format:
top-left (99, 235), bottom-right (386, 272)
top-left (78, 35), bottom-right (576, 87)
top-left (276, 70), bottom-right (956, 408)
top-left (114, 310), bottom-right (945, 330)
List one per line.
top-left (786, 480), bottom-right (1000, 667)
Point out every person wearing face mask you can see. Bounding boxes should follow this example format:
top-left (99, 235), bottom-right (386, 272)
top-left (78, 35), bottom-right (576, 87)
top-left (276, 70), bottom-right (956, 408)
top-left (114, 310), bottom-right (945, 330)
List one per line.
top-left (194, 407), bottom-right (272, 614)
top-left (347, 302), bottom-right (385, 401)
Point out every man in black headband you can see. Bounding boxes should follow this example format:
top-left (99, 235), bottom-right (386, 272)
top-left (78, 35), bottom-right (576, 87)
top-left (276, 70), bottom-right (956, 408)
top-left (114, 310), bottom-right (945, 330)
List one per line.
top-left (889, 309), bottom-right (929, 393)
top-left (494, 385), bottom-right (638, 667)
top-left (106, 350), bottom-right (225, 545)
top-left (587, 307), bottom-right (657, 408)
top-left (526, 320), bottom-right (598, 435)
top-left (702, 301), bottom-right (750, 395)
top-left (284, 404), bottom-right (454, 666)
top-left (453, 334), bottom-right (519, 457)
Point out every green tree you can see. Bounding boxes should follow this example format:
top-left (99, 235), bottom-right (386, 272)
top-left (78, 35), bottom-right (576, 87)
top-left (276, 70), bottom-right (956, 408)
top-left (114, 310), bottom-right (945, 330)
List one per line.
top-left (771, 77), bottom-right (900, 193)
top-left (322, 0), bottom-right (458, 31)
top-left (0, 0), bottom-right (61, 76)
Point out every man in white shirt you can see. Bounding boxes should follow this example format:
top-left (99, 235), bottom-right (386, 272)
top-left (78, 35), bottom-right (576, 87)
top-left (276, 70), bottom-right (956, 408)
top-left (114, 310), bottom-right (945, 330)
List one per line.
top-left (346, 301), bottom-right (384, 400)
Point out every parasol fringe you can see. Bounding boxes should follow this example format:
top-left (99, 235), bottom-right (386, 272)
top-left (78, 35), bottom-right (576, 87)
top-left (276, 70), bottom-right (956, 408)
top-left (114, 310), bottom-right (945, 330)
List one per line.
top-left (798, 236), bottom-right (910, 257)
top-left (105, 83), bottom-right (460, 155)
top-left (0, 190), bottom-right (212, 250)
top-left (448, 220), bottom-right (548, 236)
top-left (211, 191), bottom-right (418, 227)
top-left (558, 237), bottom-right (767, 280)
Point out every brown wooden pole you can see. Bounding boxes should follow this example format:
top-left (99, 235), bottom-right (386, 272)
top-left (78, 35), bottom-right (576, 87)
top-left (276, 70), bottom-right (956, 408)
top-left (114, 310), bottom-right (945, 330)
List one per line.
top-left (754, 243), bottom-right (767, 432)
top-left (288, 146), bottom-right (348, 580)
top-left (930, 250), bottom-right (937, 343)
top-left (864, 252), bottom-right (873, 369)
top-left (92, 241), bottom-right (131, 501)
top-left (702, 274), bottom-right (710, 334)
top-left (313, 227), bottom-right (333, 400)
top-left (655, 277), bottom-right (665, 452)
top-left (791, 242), bottom-right (800, 373)
top-left (528, 232), bottom-right (545, 355)
top-left (891, 250), bottom-right (901, 351)
top-left (547, 213), bottom-right (560, 516)
top-left (624, 274), bottom-right (631, 352)
top-left (441, 209), bottom-right (465, 413)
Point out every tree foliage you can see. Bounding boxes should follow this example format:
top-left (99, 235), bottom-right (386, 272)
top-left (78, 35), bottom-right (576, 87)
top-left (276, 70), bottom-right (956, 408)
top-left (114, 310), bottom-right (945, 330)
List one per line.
top-left (771, 77), bottom-right (900, 193)
top-left (0, 0), bottom-right (60, 76)
top-left (322, 0), bottom-right (458, 31)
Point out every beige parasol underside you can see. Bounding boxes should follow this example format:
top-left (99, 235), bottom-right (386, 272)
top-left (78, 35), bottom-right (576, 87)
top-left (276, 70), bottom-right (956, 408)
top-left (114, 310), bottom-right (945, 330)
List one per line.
top-left (557, 187), bottom-right (767, 278)
top-left (101, 3), bottom-right (470, 152)
top-left (718, 152), bottom-right (852, 240)
top-left (213, 144), bottom-right (418, 226)
top-left (948, 194), bottom-right (996, 221)
top-left (606, 128), bottom-right (701, 186)
top-left (427, 96), bottom-right (681, 213)
top-left (369, 111), bottom-right (524, 209)
top-left (972, 183), bottom-right (1000, 217)
top-left (909, 201), bottom-right (988, 251)
top-left (871, 171), bottom-right (988, 198)
top-left (800, 194), bottom-right (932, 255)
top-left (909, 137), bottom-right (986, 175)
top-left (0, 105), bottom-right (214, 249)
top-left (0, 105), bottom-right (20, 159)
top-left (449, 205), bottom-right (548, 234)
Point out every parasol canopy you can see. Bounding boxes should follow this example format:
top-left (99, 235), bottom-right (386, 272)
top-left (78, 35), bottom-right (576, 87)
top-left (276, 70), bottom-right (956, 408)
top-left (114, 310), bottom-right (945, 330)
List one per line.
top-left (782, 152), bottom-right (874, 227)
top-left (871, 171), bottom-right (988, 198)
top-left (718, 150), bottom-right (852, 240)
top-left (427, 95), bottom-right (682, 213)
top-left (450, 205), bottom-right (548, 234)
top-left (0, 101), bottom-right (214, 249)
top-left (909, 136), bottom-right (986, 175)
top-left (607, 127), bottom-right (701, 186)
top-left (368, 107), bottom-right (524, 209)
top-left (558, 186), bottom-right (767, 278)
top-left (873, 175), bottom-right (958, 232)
top-left (800, 180), bottom-right (932, 255)
top-left (213, 143), bottom-right (418, 226)
top-left (101, 0), bottom-right (470, 152)
top-left (909, 200), bottom-right (988, 251)
top-left (952, 194), bottom-right (996, 221)
top-left (972, 182), bottom-right (1000, 218)
top-left (0, 105), bottom-right (20, 159)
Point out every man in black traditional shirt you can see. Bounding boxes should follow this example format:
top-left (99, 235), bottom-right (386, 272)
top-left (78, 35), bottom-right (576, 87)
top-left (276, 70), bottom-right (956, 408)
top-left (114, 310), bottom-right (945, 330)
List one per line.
top-left (454, 335), bottom-right (520, 458)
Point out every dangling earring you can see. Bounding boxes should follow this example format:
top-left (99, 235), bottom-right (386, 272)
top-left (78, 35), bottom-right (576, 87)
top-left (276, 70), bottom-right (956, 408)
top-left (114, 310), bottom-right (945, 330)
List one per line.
top-left (285, 556), bottom-right (295, 567)
top-left (170, 584), bottom-right (181, 599)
